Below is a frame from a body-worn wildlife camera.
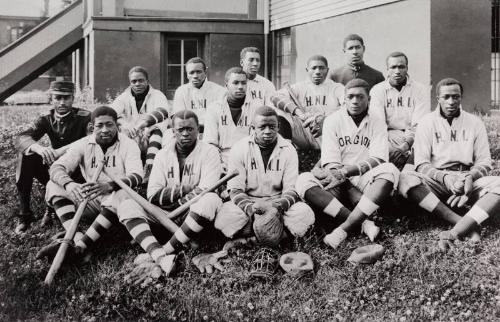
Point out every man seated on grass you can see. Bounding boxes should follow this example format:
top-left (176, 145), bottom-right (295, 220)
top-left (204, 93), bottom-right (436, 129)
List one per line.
top-left (36, 106), bottom-right (143, 263)
top-left (15, 81), bottom-right (91, 234)
top-left (398, 78), bottom-right (500, 251)
top-left (214, 106), bottom-right (314, 275)
top-left (111, 66), bottom-right (170, 181)
top-left (117, 110), bottom-right (223, 278)
top-left (296, 79), bottom-right (400, 249)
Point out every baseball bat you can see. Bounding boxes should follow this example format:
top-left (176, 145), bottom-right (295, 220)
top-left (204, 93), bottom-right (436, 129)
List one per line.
top-left (283, 82), bottom-right (305, 112)
top-left (44, 159), bottom-right (106, 285)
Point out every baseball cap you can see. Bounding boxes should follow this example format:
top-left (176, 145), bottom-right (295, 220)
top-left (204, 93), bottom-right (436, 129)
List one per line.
top-left (48, 81), bottom-right (75, 95)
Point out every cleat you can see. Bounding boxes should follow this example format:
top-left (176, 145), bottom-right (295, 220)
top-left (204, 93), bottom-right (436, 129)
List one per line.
top-left (323, 227), bottom-right (347, 249)
top-left (159, 254), bottom-right (177, 277)
top-left (15, 211), bottom-right (35, 235)
top-left (361, 220), bottom-right (380, 242)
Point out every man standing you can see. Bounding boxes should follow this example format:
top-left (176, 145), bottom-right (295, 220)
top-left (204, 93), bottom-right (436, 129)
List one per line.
top-left (118, 110), bottom-right (223, 277)
top-left (15, 81), bottom-right (90, 233)
top-left (240, 47), bottom-right (276, 107)
top-left (329, 34), bottom-right (384, 90)
top-left (272, 55), bottom-right (344, 150)
top-left (172, 57), bottom-right (226, 133)
top-left (369, 52), bottom-right (430, 169)
top-left (296, 79), bottom-right (399, 249)
top-left (111, 66), bottom-right (170, 179)
top-left (37, 106), bottom-right (143, 262)
top-left (398, 78), bottom-right (500, 250)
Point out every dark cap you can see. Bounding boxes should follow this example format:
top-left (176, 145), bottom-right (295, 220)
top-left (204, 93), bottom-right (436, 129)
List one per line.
top-left (48, 81), bottom-right (75, 95)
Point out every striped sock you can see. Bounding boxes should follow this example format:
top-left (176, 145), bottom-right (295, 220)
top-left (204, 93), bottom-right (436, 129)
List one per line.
top-left (76, 208), bottom-right (117, 250)
top-left (145, 129), bottom-right (163, 167)
top-left (124, 218), bottom-right (167, 263)
top-left (163, 211), bottom-right (210, 254)
top-left (52, 197), bottom-right (76, 231)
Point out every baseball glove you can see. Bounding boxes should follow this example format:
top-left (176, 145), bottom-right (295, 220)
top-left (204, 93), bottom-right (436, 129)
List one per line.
top-left (253, 206), bottom-right (283, 247)
top-left (312, 167), bottom-right (346, 190)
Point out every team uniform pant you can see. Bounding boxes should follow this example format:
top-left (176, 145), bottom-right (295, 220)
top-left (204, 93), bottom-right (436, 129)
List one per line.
top-left (214, 198), bottom-right (315, 239)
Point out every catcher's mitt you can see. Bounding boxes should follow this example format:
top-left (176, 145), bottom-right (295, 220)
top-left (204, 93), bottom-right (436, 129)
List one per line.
top-left (347, 244), bottom-right (385, 264)
top-left (279, 252), bottom-right (314, 277)
top-left (253, 205), bottom-right (283, 247)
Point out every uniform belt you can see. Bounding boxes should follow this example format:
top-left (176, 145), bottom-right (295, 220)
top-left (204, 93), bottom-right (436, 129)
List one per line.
top-left (445, 164), bottom-right (471, 171)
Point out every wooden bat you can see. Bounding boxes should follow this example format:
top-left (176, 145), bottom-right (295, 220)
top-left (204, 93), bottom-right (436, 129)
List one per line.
top-left (44, 159), bottom-right (106, 285)
top-left (103, 169), bottom-right (239, 231)
top-left (283, 81), bottom-right (305, 113)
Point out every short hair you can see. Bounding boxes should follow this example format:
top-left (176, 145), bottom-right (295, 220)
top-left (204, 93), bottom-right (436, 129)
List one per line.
top-left (307, 55), bottom-right (328, 67)
top-left (254, 105), bottom-right (278, 120)
top-left (91, 105), bottom-right (118, 123)
top-left (436, 78), bottom-right (464, 96)
top-left (172, 110), bottom-right (199, 126)
top-left (128, 66), bottom-right (149, 80)
top-left (343, 34), bottom-right (365, 48)
top-left (224, 67), bottom-right (247, 82)
top-left (386, 51), bottom-right (408, 66)
top-left (240, 47), bottom-right (260, 60)
top-left (185, 57), bottom-right (207, 70)
top-left (345, 78), bottom-right (370, 95)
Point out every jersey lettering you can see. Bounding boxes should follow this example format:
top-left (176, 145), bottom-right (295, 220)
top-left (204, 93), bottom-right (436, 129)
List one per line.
top-left (434, 130), bottom-right (469, 144)
top-left (237, 116), bottom-right (248, 127)
top-left (103, 156), bottom-right (116, 167)
top-left (183, 164), bottom-right (193, 177)
top-left (386, 96), bottom-right (413, 108)
top-left (167, 166), bottom-right (174, 178)
top-left (250, 90), bottom-right (263, 100)
top-left (190, 99), bottom-right (207, 110)
top-left (250, 158), bottom-right (257, 170)
top-left (338, 135), bottom-right (370, 148)
top-left (221, 115), bottom-right (227, 126)
top-left (266, 158), bottom-right (280, 172)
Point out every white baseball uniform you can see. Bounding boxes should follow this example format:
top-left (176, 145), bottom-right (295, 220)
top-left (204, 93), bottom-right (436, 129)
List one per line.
top-left (172, 80), bottom-right (226, 126)
top-left (246, 74), bottom-right (276, 107)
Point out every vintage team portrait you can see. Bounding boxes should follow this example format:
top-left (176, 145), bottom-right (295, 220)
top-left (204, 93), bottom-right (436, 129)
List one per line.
top-left (1, 0), bottom-right (500, 321)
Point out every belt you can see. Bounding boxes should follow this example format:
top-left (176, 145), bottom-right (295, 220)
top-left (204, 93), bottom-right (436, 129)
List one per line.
top-left (444, 164), bottom-right (471, 171)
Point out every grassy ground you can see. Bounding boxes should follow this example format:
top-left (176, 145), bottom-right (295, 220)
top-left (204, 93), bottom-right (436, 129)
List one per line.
top-left (1, 105), bottom-right (500, 321)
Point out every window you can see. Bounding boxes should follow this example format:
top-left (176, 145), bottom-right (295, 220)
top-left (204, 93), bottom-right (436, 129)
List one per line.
top-left (273, 28), bottom-right (292, 89)
top-left (492, 0), bottom-right (500, 108)
top-left (163, 36), bottom-right (203, 99)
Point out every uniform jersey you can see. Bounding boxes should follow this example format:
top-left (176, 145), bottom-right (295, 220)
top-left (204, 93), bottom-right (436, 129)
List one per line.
top-left (329, 63), bottom-right (384, 90)
top-left (147, 139), bottom-right (222, 200)
top-left (413, 107), bottom-right (492, 170)
top-left (203, 94), bottom-right (260, 164)
top-left (227, 134), bottom-right (298, 198)
top-left (321, 107), bottom-right (389, 169)
top-left (50, 133), bottom-right (143, 187)
top-left (246, 74), bottom-right (276, 107)
top-left (172, 80), bottom-right (226, 126)
top-left (369, 77), bottom-right (430, 133)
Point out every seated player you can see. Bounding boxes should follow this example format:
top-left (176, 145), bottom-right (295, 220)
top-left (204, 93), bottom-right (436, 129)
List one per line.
top-left (37, 106), bottom-right (143, 262)
top-left (369, 52), bottom-right (430, 169)
top-left (111, 66), bottom-right (170, 179)
top-left (398, 78), bottom-right (500, 250)
top-left (172, 57), bottom-right (226, 135)
top-left (214, 106), bottom-right (315, 257)
top-left (240, 47), bottom-right (276, 107)
top-left (272, 55), bottom-right (344, 150)
top-left (296, 79), bottom-right (400, 249)
top-left (15, 81), bottom-right (90, 233)
top-left (117, 110), bottom-right (223, 277)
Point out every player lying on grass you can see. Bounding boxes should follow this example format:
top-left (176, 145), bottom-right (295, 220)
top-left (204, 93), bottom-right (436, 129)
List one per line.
top-left (369, 51), bottom-right (430, 169)
top-left (111, 66), bottom-right (170, 181)
top-left (117, 110), bottom-right (223, 280)
top-left (398, 78), bottom-right (500, 251)
top-left (214, 106), bottom-right (314, 276)
top-left (272, 55), bottom-right (344, 150)
top-left (296, 79), bottom-right (400, 249)
top-left (37, 106), bottom-right (143, 263)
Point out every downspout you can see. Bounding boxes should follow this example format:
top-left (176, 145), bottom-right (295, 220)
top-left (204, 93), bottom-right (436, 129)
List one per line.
top-left (264, 0), bottom-right (269, 78)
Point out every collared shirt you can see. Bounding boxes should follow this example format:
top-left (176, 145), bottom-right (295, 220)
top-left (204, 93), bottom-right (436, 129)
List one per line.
top-left (369, 77), bottom-right (430, 132)
top-left (172, 80), bottom-right (226, 125)
top-left (227, 134), bottom-right (298, 198)
top-left (413, 107), bottom-right (492, 170)
top-left (50, 133), bottom-right (143, 187)
top-left (321, 107), bottom-right (389, 169)
top-left (329, 63), bottom-right (385, 90)
top-left (246, 74), bottom-right (276, 107)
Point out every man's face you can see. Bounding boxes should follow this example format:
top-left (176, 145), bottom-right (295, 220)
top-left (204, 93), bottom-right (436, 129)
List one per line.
top-left (226, 73), bottom-right (247, 99)
top-left (254, 114), bottom-right (279, 146)
top-left (186, 62), bottom-right (207, 88)
top-left (345, 87), bottom-right (370, 116)
top-left (344, 40), bottom-right (365, 65)
top-left (129, 71), bottom-right (149, 95)
top-left (93, 115), bottom-right (118, 146)
top-left (240, 52), bottom-right (261, 76)
top-left (173, 117), bottom-right (199, 150)
top-left (306, 60), bottom-right (329, 85)
top-left (51, 94), bottom-right (74, 115)
top-left (387, 56), bottom-right (408, 86)
top-left (437, 84), bottom-right (462, 118)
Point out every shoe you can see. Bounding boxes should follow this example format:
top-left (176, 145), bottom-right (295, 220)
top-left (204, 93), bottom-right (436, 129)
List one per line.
top-left (158, 254), bottom-right (177, 277)
top-left (15, 210), bottom-right (35, 235)
top-left (468, 229), bottom-right (481, 242)
top-left (41, 207), bottom-right (55, 227)
top-left (361, 220), bottom-right (380, 242)
top-left (36, 238), bottom-right (86, 264)
top-left (438, 230), bottom-right (458, 252)
top-left (323, 227), bottom-right (347, 249)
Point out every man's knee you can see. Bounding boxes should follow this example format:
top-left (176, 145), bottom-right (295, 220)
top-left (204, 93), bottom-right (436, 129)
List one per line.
top-left (190, 192), bottom-right (222, 221)
top-left (371, 163), bottom-right (400, 188)
top-left (117, 198), bottom-right (149, 223)
top-left (284, 202), bottom-right (315, 237)
top-left (295, 172), bottom-right (321, 199)
top-left (45, 180), bottom-right (70, 206)
top-left (398, 171), bottom-right (424, 198)
top-left (214, 202), bottom-right (248, 238)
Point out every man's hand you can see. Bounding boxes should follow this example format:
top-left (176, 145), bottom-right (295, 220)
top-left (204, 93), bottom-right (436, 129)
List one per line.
top-left (32, 144), bottom-right (57, 165)
top-left (132, 120), bottom-right (148, 137)
top-left (81, 182), bottom-right (113, 200)
top-left (463, 174), bottom-right (474, 196)
top-left (66, 182), bottom-right (85, 203)
top-left (446, 194), bottom-right (469, 208)
top-left (303, 113), bottom-right (325, 138)
top-left (192, 250), bottom-right (228, 274)
top-left (443, 174), bottom-right (463, 195)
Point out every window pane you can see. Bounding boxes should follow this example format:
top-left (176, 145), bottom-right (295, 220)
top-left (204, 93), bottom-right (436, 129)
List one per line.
top-left (167, 66), bottom-right (181, 90)
top-left (184, 40), bottom-right (198, 62)
top-left (168, 40), bottom-right (181, 64)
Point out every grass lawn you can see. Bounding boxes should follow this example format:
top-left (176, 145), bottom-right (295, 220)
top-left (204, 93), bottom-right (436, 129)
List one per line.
top-left (1, 105), bottom-right (500, 321)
